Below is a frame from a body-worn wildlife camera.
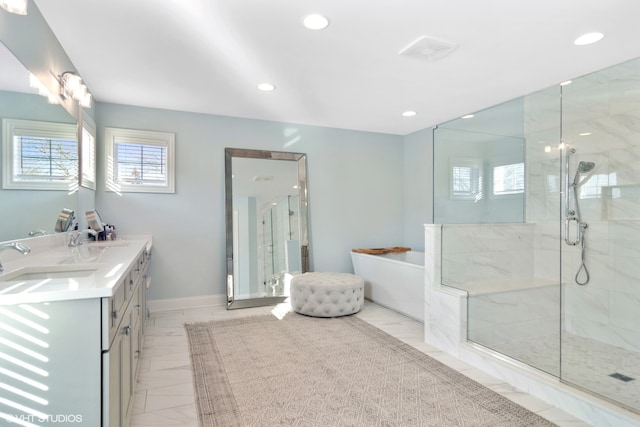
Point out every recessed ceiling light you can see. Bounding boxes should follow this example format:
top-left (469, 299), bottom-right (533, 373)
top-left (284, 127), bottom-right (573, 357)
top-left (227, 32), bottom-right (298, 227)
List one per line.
top-left (574, 32), bottom-right (604, 46)
top-left (303, 14), bottom-right (329, 30)
top-left (402, 111), bottom-right (417, 117)
top-left (257, 83), bottom-right (275, 92)
top-left (560, 80), bottom-right (572, 86)
top-left (461, 114), bottom-right (474, 119)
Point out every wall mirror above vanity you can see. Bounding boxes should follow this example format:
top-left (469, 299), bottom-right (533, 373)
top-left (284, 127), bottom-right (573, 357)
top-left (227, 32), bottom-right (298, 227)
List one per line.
top-left (0, 2), bottom-right (96, 242)
top-left (225, 148), bottom-right (309, 309)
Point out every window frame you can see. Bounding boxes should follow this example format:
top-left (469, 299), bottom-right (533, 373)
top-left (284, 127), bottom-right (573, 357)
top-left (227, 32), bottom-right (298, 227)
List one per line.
top-left (2, 118), bottom-right (78, 191)
top-left (104, 127), bottom-right (175, 194)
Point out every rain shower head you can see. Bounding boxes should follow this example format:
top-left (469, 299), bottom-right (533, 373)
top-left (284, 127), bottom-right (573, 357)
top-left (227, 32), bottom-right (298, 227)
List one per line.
top-left (572, 161), bottom-right (596, 186)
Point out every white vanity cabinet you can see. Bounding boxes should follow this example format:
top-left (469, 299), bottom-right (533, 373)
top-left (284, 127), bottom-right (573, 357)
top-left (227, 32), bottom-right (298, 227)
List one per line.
top-left (0, 237), bottom-right (151, 426)
top-left (102, 248), bottom-right (151, 427)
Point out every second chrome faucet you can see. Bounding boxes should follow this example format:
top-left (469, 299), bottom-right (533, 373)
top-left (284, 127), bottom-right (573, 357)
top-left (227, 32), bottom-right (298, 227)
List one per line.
top-left (68, 229), bottom-right (98, 247)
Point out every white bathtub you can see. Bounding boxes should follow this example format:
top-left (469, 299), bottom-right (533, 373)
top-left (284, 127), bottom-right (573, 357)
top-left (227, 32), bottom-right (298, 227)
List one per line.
top-left (350, 251), bottom-right (425, 322)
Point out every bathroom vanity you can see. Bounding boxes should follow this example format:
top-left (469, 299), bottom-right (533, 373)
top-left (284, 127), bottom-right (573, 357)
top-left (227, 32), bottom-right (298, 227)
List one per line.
top-left (0, 234), bottom-right (151, 427)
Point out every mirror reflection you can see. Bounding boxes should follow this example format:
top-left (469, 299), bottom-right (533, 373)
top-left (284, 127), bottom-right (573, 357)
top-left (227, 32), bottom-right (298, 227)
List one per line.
top-left (225, 148), bottom-right (309, 309)
top-left (0, 42), bottom-right (79, 241)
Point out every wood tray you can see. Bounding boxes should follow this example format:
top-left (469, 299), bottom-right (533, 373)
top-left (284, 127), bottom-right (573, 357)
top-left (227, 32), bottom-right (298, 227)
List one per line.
top-left (351, 246), bottom-right (411, 255)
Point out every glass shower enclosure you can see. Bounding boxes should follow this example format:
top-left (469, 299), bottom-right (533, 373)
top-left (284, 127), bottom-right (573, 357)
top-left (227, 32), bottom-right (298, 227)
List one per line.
top-left (434, 56), bottom-right (640, 413)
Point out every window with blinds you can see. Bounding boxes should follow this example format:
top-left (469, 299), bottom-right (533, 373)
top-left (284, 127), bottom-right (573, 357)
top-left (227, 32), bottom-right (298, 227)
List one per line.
top-left (81, 117), bottom-right (97, 190)
top-left (450, 158), bottom-right (483, 201)
top-left (2, 118), bottom-right (78, 190)
top-left (493, 162), bottom-right (525, 195)
top-left (105, 127), bottom-right (175, 193)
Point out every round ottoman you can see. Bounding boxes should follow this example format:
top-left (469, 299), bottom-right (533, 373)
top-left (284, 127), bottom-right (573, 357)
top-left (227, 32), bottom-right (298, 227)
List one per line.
top-left (290, 272), bottom-right (364, 317)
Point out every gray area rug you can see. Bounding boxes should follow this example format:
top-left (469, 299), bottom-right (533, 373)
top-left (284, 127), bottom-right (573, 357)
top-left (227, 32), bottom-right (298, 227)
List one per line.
top-left (185, 313), bottom-right (557, 427)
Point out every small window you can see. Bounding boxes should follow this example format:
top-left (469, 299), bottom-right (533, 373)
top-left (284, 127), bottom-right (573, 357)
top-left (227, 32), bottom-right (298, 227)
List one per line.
top-left (493, 162), bottom-right (524, 196)
top-left (105, 127), bottom-right (175, 193)
top-left (2, 118), bottom-right (78, 190)
top-left (451, 158), bottom-right (483, 201)
top-left (580, 172), bottom-right (616, 199)
top-left (80, 116), bottom-right (97, 190)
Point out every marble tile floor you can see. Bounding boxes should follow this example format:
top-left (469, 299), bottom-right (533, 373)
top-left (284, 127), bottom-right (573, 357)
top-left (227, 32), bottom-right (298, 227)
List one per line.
top-left (130, 301), bottom-right (592, 427)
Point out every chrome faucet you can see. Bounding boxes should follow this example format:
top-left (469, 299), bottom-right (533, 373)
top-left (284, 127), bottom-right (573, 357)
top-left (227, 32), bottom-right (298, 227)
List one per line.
top-left (28, 229), bottom-right (48, 237)
top-left (69, 229), bottom-right (98, 247)
top-left (0, 242), bottom-right (31, 272)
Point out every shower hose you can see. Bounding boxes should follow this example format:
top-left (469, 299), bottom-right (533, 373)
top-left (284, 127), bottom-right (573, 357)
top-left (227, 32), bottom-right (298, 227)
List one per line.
top-left (575, 222), bottom-right (590, 285)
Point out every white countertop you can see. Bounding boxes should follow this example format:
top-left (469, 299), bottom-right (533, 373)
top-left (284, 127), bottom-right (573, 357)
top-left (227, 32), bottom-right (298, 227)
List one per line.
top-left (0, 234), bottom-right (151, 305)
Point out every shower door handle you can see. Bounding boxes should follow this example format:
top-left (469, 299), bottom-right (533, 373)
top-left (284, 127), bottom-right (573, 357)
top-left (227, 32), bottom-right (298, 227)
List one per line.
top-left (564, 216), bottom-right (580, 246)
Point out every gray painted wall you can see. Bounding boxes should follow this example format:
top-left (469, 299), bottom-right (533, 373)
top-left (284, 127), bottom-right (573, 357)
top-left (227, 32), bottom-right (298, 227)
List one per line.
top-left (403, 127), bottom-right (434, 251)
top-left (95, 102), bottom-right (405, 301)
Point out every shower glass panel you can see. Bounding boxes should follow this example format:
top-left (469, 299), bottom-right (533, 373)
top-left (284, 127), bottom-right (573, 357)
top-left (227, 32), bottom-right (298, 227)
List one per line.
top-left (559, 57), bottom-right (640, 412)
top-left (261, 195), bottom-right (302, 296)
top-left (433, 97), bottom-right (526, 224)
top-left (435, 55), bottom-right (640, 412)
top-left (436, 89), bottom-right (562, 376)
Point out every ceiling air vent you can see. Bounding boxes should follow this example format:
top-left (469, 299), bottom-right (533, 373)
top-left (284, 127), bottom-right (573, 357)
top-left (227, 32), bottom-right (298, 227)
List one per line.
top-left (399, 35), bottom-right (458, 61)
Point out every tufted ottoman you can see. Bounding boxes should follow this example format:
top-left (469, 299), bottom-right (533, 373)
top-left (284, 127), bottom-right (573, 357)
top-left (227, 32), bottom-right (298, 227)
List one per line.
top-left (290, 272), bottom-right (364, 317)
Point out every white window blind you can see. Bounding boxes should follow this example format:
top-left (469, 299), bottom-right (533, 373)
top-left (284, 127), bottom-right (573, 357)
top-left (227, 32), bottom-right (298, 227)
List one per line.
top-left (114, 143), bottom-right (167, 184)
top-left (493, 162), bottom-right (525, 195)
top-left (105, 127), bottom-right (175, 193)
top-left (2, 118), bottom-right (78, 190)
top-left (81, 116), bottom-right (97, 190)
top-left (451, 158), bottom-right (483, 201)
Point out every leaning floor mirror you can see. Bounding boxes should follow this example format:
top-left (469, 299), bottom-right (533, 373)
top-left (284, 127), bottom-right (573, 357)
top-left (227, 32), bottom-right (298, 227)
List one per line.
top-left (225, 148), bottom-right (309, 309)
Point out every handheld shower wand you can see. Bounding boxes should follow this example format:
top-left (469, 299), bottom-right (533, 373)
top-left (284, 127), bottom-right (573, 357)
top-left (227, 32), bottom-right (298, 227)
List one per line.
top-left (564, 153), bottom-right (596, 285)
top-left (572, 161), bottom-right (596, 188)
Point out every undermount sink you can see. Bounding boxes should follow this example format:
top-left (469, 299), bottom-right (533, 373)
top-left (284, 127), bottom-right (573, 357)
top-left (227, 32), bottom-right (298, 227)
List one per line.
top-left (0, 265), bottom-right (98, 283)
top-left (86, 240), bottom-right (131, 248)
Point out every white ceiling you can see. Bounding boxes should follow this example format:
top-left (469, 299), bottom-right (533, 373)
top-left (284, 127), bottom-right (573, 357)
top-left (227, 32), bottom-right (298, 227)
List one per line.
top-left (32, 0), bottom-right (640, 135)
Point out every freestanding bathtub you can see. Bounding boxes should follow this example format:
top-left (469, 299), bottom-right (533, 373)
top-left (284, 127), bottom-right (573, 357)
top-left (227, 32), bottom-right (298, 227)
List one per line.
top-left (350, 251), bottom-right (425, 322)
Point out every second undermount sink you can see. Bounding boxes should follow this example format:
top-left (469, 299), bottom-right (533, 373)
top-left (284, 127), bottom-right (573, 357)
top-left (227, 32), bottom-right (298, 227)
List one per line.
top-left (0, 265), bottom-right (98, 282)
top-left (86, 240), bottom-right (131, 248)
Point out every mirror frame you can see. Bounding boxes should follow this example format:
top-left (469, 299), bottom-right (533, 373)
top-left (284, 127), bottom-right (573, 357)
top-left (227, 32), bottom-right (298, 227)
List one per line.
top-left (225, 148), bottom-right (309, 309)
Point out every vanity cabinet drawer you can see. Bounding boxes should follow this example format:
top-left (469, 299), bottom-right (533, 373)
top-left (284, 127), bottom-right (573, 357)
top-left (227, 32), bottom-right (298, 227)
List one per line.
top-left (102, 271), bottom-right (133, 350)
top-left (112, 276), bottom-right (127, 320)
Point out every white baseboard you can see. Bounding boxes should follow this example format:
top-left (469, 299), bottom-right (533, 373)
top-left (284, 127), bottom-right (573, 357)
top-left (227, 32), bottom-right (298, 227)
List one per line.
top-left (147, 294), bottom-right (226, 312)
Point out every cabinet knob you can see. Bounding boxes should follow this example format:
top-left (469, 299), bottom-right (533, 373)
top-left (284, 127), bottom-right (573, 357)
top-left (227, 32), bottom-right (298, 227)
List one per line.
top-left (135, 304), bottom-right (141, 311)
top-left (122, 325), bottom-right (131, 336)
top-left (112, 309), bottom-right (119, 319)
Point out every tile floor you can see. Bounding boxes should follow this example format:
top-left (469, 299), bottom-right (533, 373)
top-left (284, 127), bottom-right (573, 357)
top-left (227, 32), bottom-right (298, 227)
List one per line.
top-left (130, 301), bottom-right (592, 427)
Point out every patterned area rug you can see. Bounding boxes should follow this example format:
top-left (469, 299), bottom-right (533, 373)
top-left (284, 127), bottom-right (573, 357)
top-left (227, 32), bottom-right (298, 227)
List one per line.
top-left (185, 314), bottom-right (557, 427)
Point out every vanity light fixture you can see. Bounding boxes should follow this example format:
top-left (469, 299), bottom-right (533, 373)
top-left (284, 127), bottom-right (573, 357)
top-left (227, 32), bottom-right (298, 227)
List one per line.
top-left (402, 111), bottom-right (417, 117)
top-left (579, 132), bottom-right (592, 136)
top-left (303, 14), bottom-right (329, 30)
top-left (257, 83), bottom-right (276, 92)
top-left (57, 71), bottom-right (92, 108)
top-left (574, 32), bottom-right (604, 46)
top-left (0, 0), bottom-right (27, 15)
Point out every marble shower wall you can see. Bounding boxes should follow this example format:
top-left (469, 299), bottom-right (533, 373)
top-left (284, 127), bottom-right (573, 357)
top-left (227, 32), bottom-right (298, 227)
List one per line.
top-left (526, 57), bottom-right (640, 353)
top-left (440, 223), bottom-right (535, 287)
